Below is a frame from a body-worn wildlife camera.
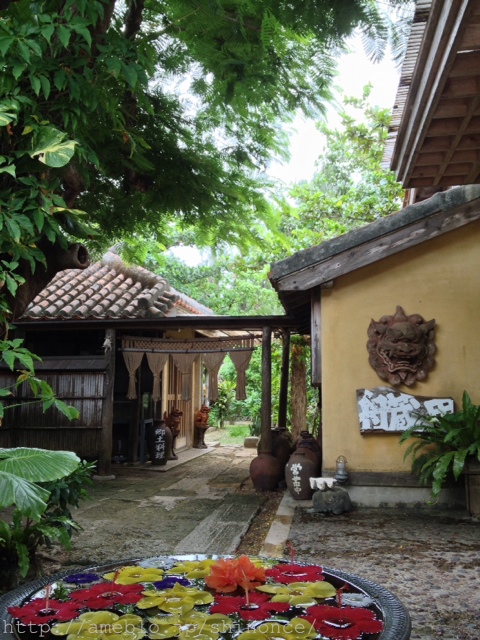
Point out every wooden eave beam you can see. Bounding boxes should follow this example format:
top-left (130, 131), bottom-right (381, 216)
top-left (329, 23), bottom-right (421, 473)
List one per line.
top-left (391, 0), bottom-right (475, 187)
top-left (274, 196), bottom-right (480, 292)
top-left (15, 315), bottom-right (299, 332)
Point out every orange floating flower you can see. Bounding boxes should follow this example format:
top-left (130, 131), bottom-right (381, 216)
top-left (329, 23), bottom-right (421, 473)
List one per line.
top-left (205, 556), bottom-right (266, 594)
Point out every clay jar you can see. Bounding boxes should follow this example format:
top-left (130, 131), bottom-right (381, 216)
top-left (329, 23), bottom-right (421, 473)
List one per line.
top-left (270, 426), bottom-right (294, 479)
top-left (295, 430), bottom-right (322, 466)
top-left (285, 448), bottom-right (321, 500)
top-left (250, 450), bottom-right (282, 491)
top-left (145, 419), bottom-right (173, 466)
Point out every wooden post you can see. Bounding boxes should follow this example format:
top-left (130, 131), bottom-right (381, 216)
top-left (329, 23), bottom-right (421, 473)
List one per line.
top-left (259, 325), bottom-right (272, 451)
top-left (277, 329), bottom-right (290, 429)
top-left (99, 328), bottom-right (115, 475)
top-left (311, 287), bottom-right (322, 387)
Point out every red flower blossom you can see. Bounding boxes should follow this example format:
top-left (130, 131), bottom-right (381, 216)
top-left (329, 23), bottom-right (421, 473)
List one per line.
top-left (301, 605), bottom-right (384, 640)
top-left (68, 582), bottom-right (144, 609)
top-left (8, 599), bottom-right (82, 625)
top-left (265, 563), bottom-right (324, 584)
top-left (205, 556), bottom-right (266, 593)
top-left (210, 591), bottom-right (290, 621)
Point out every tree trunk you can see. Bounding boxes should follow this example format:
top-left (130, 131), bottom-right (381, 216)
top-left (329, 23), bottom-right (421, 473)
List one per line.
top-left (290, 343), bottom-right (307, 442)
top-left (4, 240), bottom-right (90, 320)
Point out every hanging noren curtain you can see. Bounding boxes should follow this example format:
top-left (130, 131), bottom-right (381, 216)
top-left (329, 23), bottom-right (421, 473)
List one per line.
top-left (121, 336), bottom-right (258, 402)
top-left (228, 339), bottom-right (255, 400)
top-left (122, 351), bottom-right (144, 399)
top-left (171, 352), bottom-right (198, 401)
top-left (202, 352), bottom-right (226, 402)
top-left (146, 352), bottom-right (169, 402)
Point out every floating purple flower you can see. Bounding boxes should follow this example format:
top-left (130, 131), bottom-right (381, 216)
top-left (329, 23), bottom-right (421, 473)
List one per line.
top-left (153, 576), bottom-right (191, 589)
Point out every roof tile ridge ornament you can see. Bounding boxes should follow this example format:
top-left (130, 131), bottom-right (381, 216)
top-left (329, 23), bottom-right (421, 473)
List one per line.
top-left (137, 280), bottom-right (170, 310)
top-left (101, 250), bottom-right (171, 291)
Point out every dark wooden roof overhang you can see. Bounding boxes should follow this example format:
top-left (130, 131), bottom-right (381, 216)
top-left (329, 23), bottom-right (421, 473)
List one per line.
top-left (385, 0), bottom-right (480, 189)
top-left (270, 185), bottom-right (480, 333)
top-left (14, 314), bottom-right (300, 335)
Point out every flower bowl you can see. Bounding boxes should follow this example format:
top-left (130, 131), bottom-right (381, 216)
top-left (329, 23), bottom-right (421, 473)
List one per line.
top-left (0, 555), bottom-right (411, 640)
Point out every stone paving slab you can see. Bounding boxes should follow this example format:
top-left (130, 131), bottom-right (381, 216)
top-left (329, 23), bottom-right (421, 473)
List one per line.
top-left (174, 494), bottom-right (266, 555)
top-left (61, 445), bottom-right (264, 567)
top-left (276, 494), bottom-right (480, 640)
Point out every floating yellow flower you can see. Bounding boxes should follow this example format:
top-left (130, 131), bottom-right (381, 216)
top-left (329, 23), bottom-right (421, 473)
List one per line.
top-left (256, 580), bottom-right (336, 606)
top-left (138, 584), bottom-right (214, 612)
top-left (166, 560), bottom-right (217, 580)
top-left (147, 615), bottom-right (182, 640)
top-left (237, 618), bottom-right (317, 640)
top-left (103, 566), bottom-right (165, 585)
top-left (178, 612), bottom-right (233, 640)
top-left (147, 611), bottom-right (232, 640)
top-left (51, 611), bottom-right (145, 640)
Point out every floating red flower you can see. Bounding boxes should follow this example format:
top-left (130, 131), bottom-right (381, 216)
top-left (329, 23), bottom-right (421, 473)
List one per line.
top-left (8, 599), bottom-right (83, 626)
top-left (205, 556), bottom-right (266, 593)
top-left (68, 582), bottom-right (144, 609)
top-left (210, 592), bottom-right (290, 621)
top-left (301, 605), bottom-right (384, 640)
top-left (265, 563), bottom-right (324, 584)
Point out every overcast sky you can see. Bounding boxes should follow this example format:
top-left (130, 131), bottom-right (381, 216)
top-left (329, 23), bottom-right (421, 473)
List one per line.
top-left (268, 37), bottom-right (401, 184)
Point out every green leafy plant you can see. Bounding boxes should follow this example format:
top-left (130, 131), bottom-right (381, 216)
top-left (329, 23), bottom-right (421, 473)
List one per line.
top-left (0, 448), bottom-right (93, 589)
top-left (209, 380), bottom-right (237, 429)
top-left (400, 391), bottom-right (480, 501)
top-left (40, 460), bottom-right (95, 538)
top-left (0, 337), bottom-right (80, 422)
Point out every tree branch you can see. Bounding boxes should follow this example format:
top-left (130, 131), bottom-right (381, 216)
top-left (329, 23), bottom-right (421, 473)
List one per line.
top-left (124, 0), bottom-right (145, 40)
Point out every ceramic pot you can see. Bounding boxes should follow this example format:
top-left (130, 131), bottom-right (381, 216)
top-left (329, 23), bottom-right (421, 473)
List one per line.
top-left (250, 450), bottom-right (282, 491)
top-left (271, 427), bottom-right (294, 478)
top-left (295, 430), bottom-right (322, 466)
top-left (285, 449), bottom-right (321, 500)
top-left (145, 419), bottom-right (173, 466)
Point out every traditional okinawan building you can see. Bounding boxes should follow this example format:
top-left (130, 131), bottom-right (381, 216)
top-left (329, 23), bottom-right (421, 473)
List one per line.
top-left (0, 248), bottom-right (263, 475)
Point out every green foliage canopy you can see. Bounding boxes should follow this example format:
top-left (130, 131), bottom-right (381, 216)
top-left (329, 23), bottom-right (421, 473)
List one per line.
top-left (0, 0), bottom-right (410, 320)
top-left (287, 85), bottom-right (405, 250)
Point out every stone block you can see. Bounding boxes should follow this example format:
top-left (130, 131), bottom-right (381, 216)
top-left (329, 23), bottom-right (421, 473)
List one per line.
top-left (312, 486), bottom-right (352, 515)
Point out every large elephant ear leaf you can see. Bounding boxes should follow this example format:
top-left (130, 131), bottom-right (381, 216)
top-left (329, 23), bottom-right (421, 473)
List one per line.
top-left (0, 448), bottom-right (80, 482)
top-left (0, 470), bottom-right (50, 520)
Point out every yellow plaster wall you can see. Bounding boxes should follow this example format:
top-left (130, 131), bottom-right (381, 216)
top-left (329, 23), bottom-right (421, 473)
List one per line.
top-left (321, 221), bottom-right (480, 473)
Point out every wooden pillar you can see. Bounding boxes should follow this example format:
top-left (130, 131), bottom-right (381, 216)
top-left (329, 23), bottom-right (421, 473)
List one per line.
top-left (277, 328), bottom-right (290, 429)
top-left (311, 287), bottom-right (322, 387)
top-left (99, 328), bottom-right (115, 475)
top-left (259, 325), bottom-right (272, 451)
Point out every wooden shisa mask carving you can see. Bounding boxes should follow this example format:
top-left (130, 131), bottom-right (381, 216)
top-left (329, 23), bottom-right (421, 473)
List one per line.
top-left (367, 306), bottom-right (436, 387)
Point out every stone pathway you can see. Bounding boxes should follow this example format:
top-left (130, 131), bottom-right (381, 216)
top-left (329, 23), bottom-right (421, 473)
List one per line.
top-left (62, 445), bottom-right (265, 567)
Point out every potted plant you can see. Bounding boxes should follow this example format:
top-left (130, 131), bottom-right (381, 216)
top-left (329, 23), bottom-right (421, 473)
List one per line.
top-left (400, 391), bottom-right (480, 515)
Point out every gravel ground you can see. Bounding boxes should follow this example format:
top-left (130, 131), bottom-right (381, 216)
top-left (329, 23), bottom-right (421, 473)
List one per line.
top-left (286, 506), bottom-right (480, 640)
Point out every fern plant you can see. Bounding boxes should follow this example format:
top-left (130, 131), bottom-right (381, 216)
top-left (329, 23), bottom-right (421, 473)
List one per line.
top-left (400, 391), bottom-right (480, 501)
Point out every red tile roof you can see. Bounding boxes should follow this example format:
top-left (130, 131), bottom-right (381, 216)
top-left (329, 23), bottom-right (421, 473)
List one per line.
top-left (23, 250), bottom-right (214, 320)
